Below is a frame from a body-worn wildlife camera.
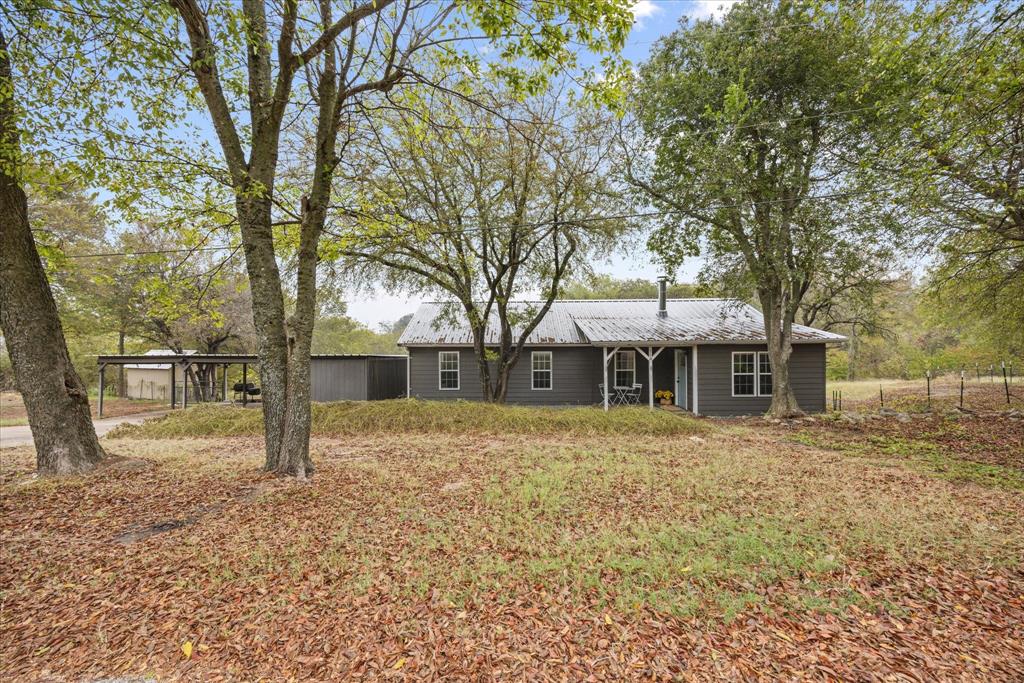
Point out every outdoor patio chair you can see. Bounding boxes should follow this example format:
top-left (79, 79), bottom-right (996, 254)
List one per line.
top-left (599, 383), bottom-right (620, 406)
top-left (625, 383), bottom-right (643, 405)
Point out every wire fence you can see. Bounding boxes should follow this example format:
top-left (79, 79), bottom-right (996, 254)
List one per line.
top-left (831, 359), bottom-right (1022, 414)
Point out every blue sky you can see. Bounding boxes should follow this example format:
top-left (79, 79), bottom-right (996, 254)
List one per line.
top-left (348, 1), bottom-right (738, 328)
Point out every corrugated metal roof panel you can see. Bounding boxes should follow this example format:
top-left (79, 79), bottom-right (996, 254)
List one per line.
top-left (398, 302), bottom-right (586, 345)
top-left (398, 299), bottom-right (846, 346)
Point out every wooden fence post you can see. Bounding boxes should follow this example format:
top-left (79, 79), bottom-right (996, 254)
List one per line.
top-left (1003, 362), bottom-right (1011, 405)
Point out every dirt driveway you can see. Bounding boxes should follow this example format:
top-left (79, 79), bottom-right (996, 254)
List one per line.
top-left (0, 410), bottom-right (169, 449)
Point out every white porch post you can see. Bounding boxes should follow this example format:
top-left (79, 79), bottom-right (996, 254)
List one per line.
top-left (648, 346), bottom-right (654, 409)
top-left (602, 347), bottom-right (609, 411)
top-left (635, 345), bottom-right (666, 410)
top-left (692, 345), bottom-right (699, 415)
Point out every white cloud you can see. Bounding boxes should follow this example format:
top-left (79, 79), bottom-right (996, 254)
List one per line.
top-left (630, 1), bottom-right (662, 27)
top-left (688, 1), bottom-right (741, 20)
top-left (631, 1), bottom-right (662, 20)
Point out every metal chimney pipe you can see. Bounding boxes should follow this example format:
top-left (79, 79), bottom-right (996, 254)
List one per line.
top-left (657, 276), bottom-right (668, 318)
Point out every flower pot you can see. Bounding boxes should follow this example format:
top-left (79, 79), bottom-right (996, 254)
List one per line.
top-left (659, 399), bottom-right (671, 406)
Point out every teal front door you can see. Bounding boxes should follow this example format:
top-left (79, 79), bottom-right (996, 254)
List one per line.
top-left (675, 350), bottom-right (687, 409)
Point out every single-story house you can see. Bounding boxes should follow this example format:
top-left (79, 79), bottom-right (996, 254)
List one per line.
top-left (398, 284), bottom-right (845, 416)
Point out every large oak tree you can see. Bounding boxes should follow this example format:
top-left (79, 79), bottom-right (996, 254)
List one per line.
top-left (339, 82), bottom-right (626, 401)
top-left (623, 0), bottom-right (901, 417)
top-left (0, 27), bottom-right (105, 474)
top-left (86, 0), bottom-right (633, 477)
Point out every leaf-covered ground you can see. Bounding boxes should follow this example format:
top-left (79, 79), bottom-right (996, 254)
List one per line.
top-left (2, 420), bottom-right (1022, 680)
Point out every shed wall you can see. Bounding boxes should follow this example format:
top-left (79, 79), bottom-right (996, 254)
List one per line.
top-left (367, 357), bottom-right (409, 400)
top-left (311, 358), bottom-right (368, 401)
top-left (124, 368), bottom-right (172, 400)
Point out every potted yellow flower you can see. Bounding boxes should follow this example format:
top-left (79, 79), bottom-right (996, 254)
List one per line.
top-left (654, 389), bottom-right (674, 406)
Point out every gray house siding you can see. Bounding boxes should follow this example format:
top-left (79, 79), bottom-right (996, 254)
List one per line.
top-left (311, 357), bottom-right (368, 401)
top-left (408, 346), bottom-right (690, 407)
top-left (695, 343), bottom-right (826, 416)
top-left (409, 346), bottom-right (603, 405)
top-left (409, 343), bottom-right (825, 415)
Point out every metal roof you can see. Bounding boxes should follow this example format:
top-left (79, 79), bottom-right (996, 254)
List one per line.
top-left (398, 299), bottom-right (847, 346)
top-left (124, 349), bottom-right (197, 370)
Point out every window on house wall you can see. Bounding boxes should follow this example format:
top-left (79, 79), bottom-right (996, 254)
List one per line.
top-left (532, 351), bottom-right (553, 390)
top-left (732, 352), bottom-right (756, 396)
top-left (614, 350), bottom-right (635, 387)
top-left (758, 352), bottom-right (773, 396)
top-left (438, 351), bottom-right (460, 390)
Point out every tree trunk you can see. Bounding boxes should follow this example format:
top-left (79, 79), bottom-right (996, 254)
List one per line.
top-left (0, 162), bottom-right (105, 474)
top-left (236, 196), bottom-right (290, 471)
top-left (0, 30), bottom-right (104, 475)
top-left (760, 290), bottom-right (804, 418)
top-left (274, 209), bottom-right (318, 479)
top-left (847, 327), bottom-right (857, 381)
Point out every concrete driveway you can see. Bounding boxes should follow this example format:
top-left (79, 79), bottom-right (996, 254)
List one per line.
top-left (0, 410), bottom-right (170, 449)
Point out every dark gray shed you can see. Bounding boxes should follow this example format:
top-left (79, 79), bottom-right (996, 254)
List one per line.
top-left (311, 355), bottom-right (408, 401)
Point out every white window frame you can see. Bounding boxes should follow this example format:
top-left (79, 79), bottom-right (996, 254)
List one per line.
top-left (531, 351), bottom-right (553, 390)
top-left (438, 351), bottom-right (460, 390)
top-left (731, 351), bottom-right (757, 397)
top-left (757, 351), bottom-right (773, 397)
top-left (614, 350), bottom-right (636, 388)
top-left (731, 350), bottom-right (774, 397)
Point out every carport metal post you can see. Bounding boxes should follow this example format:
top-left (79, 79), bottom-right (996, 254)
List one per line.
top-left (222, 363), bottom-right (228, 402)
top-left (181, 361), bottom-right (190, 409)
top-left (242, 363), bottom-right (248, 406)
top-left (97, 363), bottom-right (106, 417)
top-left (170, 362), bottom-right (176, 409)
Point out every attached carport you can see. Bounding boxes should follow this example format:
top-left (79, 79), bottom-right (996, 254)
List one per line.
top-left (95, 353), bottom-right (408, 417)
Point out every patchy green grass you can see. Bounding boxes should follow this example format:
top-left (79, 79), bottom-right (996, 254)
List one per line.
top-left (110, 398), bottom-right (707, 439)
top-left (791, 426), bottom-right (1024, 491)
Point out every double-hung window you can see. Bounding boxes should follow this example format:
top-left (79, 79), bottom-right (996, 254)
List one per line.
top-left (758, 352), bottom-right (773, 396)
top-left (614, 350), bottom-right (636, 387)
top-left (438, 351), bottom-right (460, 390)
top-left (531, 351), bottom-right (553, 390)
top-left (732, 351), bottom-right (773, 397)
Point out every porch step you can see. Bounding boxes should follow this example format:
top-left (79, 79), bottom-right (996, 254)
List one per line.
top-left (659, 404), bottom-right (687, 414)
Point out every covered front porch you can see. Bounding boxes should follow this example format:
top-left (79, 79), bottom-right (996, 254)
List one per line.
top-left (598, 345), bottom-right (697, 413)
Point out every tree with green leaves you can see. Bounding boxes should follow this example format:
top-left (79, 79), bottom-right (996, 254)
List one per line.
top-left (71, 0), bottom-right (633, 476)
top-left (0, 25), bottom-right (106, 474)
top-left (559, 273), bottom-right (699, 300)
top-left (871, 0), bottom-right (1023, 359)
top-left (624, 0), bottom-right (901, 417)
top-left (339, 82), bottom-right (626, 401)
